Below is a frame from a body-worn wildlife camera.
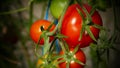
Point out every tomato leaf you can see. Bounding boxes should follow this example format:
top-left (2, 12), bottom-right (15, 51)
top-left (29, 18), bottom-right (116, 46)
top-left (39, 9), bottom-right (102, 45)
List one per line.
top-left (86, 0), bottom-right (107, 11)
top-left (54, 55), bottom-right (64, 61)
top-left (35, 33), bottom-right (44, 57)
top-left (66, 62), bottom-right (70, 68)
top-left (74, 58), bottom-right (85, 65)
top-left (59, 39), bottom-right (67, 53)
top-left (47, 22), bottom-right (54, 31)
top-left (62, 40), bottom-right (69, 52)
top-left (43, 37), bottom-right (51, 55)
top-left (82, 6), bottom-right (92, 23)
top-left (42, 31), bottom-right (51, 55)
top-left (58, 59), bottom-right (66, 64)
top-left (76, 7), bottom-right (85, 20)
top-left (73, 45), bottom-right (80, 55)
top-left (92, 23), bottom-right (104, 30)
top-left (79, 24), bottom-right (85, 41)
top-left (55, 33), bottom-right (68, 38)
top-left (34, 46), bottom-right (42, 57)
top-left (85, 26), bottom-right (97, 42)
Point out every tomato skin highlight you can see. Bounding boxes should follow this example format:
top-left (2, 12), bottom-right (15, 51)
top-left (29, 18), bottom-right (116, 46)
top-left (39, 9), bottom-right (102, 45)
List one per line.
top-left (61, 4), bottom-right (103, 48)
top-left (59, 48), bottom-right (86, 68)
top-left (30, 20), bottom-right (55, 45)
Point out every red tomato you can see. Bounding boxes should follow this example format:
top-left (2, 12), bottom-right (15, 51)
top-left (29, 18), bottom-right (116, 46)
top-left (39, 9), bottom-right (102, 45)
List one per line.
top-left (30, 20), bottom-right (55, 45)
top-left (61, 4), bottom-right (102, 48)
top-left (59, 48), bottom-right (86, 68)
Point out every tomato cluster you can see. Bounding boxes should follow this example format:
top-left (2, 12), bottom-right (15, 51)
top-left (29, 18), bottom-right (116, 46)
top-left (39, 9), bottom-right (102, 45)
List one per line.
top-left (61, 4), bottom-right (102, 48)
top-left (59, 48), bottom-right (86, 68)
top-left (30, 0), bottom-right (103, 68)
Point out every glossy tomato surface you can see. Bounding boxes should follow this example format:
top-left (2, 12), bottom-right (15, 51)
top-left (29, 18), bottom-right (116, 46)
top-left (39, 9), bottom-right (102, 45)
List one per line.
top-left (30, 20), bottom-right (55, 45)
top-left (59, 48), bottom-right (86, 68)
top-left (61, 4), bottom-right (103, 48)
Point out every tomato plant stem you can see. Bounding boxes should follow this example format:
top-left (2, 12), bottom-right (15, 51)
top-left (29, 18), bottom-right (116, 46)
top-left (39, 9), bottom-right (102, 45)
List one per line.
top-left (0, 7), bottom-right (28, 15)
top-left (40, 3), bottom-right (47, 19)
top-left (29, 0), bottom-right (34, 26)
top-left (46, 0), bottom-right (71, 36)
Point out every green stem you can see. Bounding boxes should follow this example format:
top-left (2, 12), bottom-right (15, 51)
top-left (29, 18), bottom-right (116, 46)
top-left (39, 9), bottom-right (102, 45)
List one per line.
top-left (59, 39), bottom-right (67, 53)
top-left (57, 0), bottom-right (70, 32)
top-left (40, 2), bottom-right (47, 19)
top-left (90, 5), bottom-right (96, 16)
top-left (46, 0), bottom-right (71, 36)
top-left (29, 0), bottom-right (34, 26)
top-left (49, 38), bottom-right (57, 53)
top-left (0, 7), bottom-right (28, 15)
top-left (109, 0), bottom-right (118, 46)
top-left (111, 0), bottom-right (120, 31)
top-left (28, 1), bottom-right (35, 68)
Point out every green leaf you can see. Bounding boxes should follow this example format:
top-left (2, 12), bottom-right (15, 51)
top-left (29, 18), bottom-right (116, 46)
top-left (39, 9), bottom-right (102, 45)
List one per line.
top-left (76, 7), bottom-right (85, 20)
top-left (62, 40), bottom-right (69, 52)
top-left (74, 58), bottom-right (85, 65)
top-left (90, 43), bottom-right (97, 50)
top-left (59, 39), bottom-right (67, 53)
top-left (82, 6), bottom-right (92, 23)
top-left (66, 62), bottom-right (70, 68)
top-left (34, 45), bottom-right (42, 57)
top-left (40, 31), bottom-right (51, 55)
top-left (99, 30), bottom-right (107, 41)
top-left (92, 23), bottom-right (105, 30)
top-left (73, 45), bottom-right (79, 55)
top-left (79, 24), bottom-right (85, 41)
top-left (55, 33), bottom-right (68, 38)
top-left (85, 26), bottom-right (97, 42)
top-left (57, 59), bottom-right (66, 64)
top-left (43, 36), bottom-right (51, 55)
top-left (53, 55), bottom-right (64, 61)
top-left (47, 22), bottom-right (54, 31)
top-left (87, 0), bottom-right (107, 11)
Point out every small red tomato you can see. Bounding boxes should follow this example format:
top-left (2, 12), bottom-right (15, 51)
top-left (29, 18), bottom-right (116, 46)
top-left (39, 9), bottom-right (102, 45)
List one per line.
top-left (61, 4), bottom-right (102, 48)
top-left (30, 20), bottom-right (55, 45)
top-left (59, 48), bottom-right (86, 68)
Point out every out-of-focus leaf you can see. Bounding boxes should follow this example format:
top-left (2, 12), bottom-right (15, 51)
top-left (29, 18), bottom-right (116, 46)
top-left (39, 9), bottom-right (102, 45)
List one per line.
top-left (34, 0), bottom-right (48, 3)
top-left (66, 62), bottom-right (70, 68)
top-left (87, 0), bottom-right (107, 11)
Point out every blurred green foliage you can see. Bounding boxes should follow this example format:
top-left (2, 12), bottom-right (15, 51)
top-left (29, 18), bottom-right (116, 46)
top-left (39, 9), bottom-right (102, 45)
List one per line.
top-left (0, 0), bottom-right (25, 68)
top-left (0, 0), bottom-right (48, 68)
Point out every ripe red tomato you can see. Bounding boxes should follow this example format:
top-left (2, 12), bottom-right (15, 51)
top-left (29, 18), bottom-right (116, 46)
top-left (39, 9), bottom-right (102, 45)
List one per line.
top-left (61, 4), bottom-right (103, 48)
top-left (30, 20), bottom-right (55, 45)
top-left (59, 48), bottom-right (86, 68)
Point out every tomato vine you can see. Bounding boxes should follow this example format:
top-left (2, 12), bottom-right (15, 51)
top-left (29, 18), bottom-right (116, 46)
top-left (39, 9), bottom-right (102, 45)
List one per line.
top-left (0, 0), bottom-right (119, 68)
